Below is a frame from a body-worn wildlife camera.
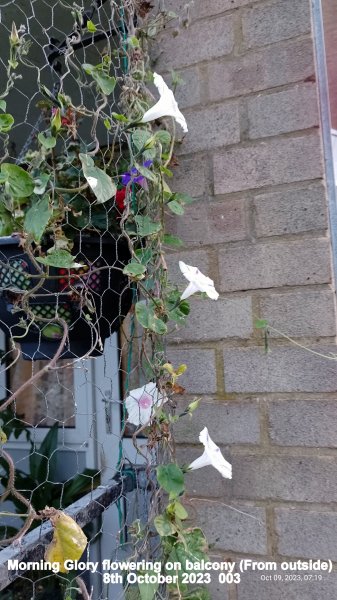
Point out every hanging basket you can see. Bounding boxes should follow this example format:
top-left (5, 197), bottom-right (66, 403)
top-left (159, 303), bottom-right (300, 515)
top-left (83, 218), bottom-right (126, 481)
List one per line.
top-left (0, 235), bottom-right (133, 360)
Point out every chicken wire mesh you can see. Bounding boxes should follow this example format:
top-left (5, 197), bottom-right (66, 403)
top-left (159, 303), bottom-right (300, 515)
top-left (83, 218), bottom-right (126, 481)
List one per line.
top-left (0, 0), bottom-right (172, 598)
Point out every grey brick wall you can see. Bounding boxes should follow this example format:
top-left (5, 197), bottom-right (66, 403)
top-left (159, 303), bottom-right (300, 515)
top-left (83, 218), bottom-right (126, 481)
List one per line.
top-left (162, 0), bottom-right (337, 598)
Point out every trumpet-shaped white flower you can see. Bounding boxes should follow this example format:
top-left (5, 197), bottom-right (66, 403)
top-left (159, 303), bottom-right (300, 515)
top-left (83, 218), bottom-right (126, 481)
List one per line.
top-left (189, 427), bottom-right (232, 479)
top-left (125, 382), bottom-right (167, 427)
top-left (179, 261), bottom-right (219, 301)
top-left (141, 73), bottom-right (188, 133)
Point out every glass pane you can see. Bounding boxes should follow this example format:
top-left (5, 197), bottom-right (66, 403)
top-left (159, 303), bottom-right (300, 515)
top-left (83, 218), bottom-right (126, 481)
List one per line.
top-left (10, 352), bottom-right (76, 428)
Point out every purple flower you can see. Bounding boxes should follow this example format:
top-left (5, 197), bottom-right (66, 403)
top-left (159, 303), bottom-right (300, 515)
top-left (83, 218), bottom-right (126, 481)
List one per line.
top-left (121, 160), bottom-right (153, 187)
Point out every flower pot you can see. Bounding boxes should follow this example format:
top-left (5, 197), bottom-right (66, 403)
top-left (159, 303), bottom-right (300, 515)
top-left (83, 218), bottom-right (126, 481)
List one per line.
top-left (0, 235), bottom-right (133, 360)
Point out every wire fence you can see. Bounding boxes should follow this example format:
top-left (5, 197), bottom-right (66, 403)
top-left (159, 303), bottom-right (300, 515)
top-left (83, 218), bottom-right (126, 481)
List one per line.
top-left (0, 1), bottom-right (169, 598)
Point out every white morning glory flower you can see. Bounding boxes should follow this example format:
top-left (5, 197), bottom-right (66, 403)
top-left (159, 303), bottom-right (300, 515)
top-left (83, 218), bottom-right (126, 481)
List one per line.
top-left (125, 382), bottom-right (167, 427)
top-left (141, 73), bottom-right (188, 133)
top-left (179, 261), bottom-right (219, 301)
top-left (188, 427), bottom-right (232, 479)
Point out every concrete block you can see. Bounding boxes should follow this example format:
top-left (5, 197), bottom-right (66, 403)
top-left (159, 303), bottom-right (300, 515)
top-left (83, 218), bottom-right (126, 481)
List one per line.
top-left (166, 197), bottom-right (248, 246)
top-left (173, 398), bottom-right (260, 444)
top-left (253, 183), bottom-right (328, 237)
top-left (242, 0), bottom-right (311, 49)
top-left (180, 102), bottom-right (240, 154)
top-left (232, 454), bottom-right (337, 502)
top-left (208, 39), bottom-right (314, 101)
top-left (168, 347), bottom-right (217, 393)
top-left (259, 289), bottom-right (336, 338)
top-left (247, 84), bottom-right (319, 139)
top-left (218, 239), bottom-right (331, 292)
top-left (269, 399), bottom-right (337, 447)
top-left (223, 345), bottom-right (337, 393)
top-left (213, 133), bottom-right (323, 195)
top-left (276, 508), bottom-right (337, 560)
top-left (170, 296), bottom-right (253, 342)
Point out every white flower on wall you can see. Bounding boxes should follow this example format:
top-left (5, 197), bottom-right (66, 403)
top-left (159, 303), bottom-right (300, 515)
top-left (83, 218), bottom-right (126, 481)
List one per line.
top-left (179, 261), bottom-right (219, 300)
top-left (141, 73), bottom-right (188, 133)
top-left (189, 427), bottom-right (232, 479)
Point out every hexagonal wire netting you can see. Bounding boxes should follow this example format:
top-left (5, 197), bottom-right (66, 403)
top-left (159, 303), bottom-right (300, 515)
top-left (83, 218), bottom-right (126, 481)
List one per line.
top-left (0, 1), bottom-right (164, 598)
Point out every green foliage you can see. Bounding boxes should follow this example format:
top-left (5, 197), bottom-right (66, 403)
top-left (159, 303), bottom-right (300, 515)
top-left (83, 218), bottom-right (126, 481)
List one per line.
top-left (0, 113), bottom-right (14, 133)
top-left (0, 423), bottom-right (100, 540)
top-left (82, 62), bottom-right (116, 95)
top-left (0, 163), bottom-right (34, 198)
top-left (24, 194), bottom-right (52, 242)
top-left (36, 249), bottom-right (82, 269)
top-left (79, 153), bottom-right (117, 204)
top-left (38, 132), bottom-right (57, 149)
top-left (156, 464), bottom-right (185, 498)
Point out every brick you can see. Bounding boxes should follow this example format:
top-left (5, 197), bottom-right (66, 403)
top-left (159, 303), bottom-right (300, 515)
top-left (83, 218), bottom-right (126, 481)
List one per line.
top-left (213, 133), bottom-right (323, 195)
top-left (166, 197), bottom-right (248, 246)
top-left (170, 155), bottom-right (207, 198)
top-left (165, 67), bottom-right (201, 109)
top-left (174, 398), bottom-right (260, 444)
top-left (208, 39), bottom-right (314, 102)
top-left (259, 289), bottom-right (336, 338)
top-left (269, 399), bottom-right (337, 447)
top-left (237, 571), bottom-right (337, 600)
top-left (166, 248), bottom-right (210, 287)
top-left (242, 0), bottom-right (311, 49)
top-left (232, 455), bottom-right (337, 502)
top-left (223, 345), bottom-right (337, 393)
top-left (253, 183), bottom-right (328, 237)
top-left (190, 499), bottom-right (267, 554)
top-left (155, 14), bottom-right (234, 70)
top-left (247, 84), bottom-right (319, 139)
top-left (276, 508), bottom-right (337, 560)
top-left (176, 446), bottom-right (226, 497)
top-left (167, 347), bottom-right (217, 393)
top-left (181, 102), bottom-right (240, 154)
top-left (218, 239), bottom-right (331, 292)
top-left (170, 296), bottom-right (253, 342)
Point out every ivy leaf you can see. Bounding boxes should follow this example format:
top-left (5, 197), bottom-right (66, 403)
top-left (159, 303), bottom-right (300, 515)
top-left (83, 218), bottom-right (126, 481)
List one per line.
top-left (135, 301), bottom-right (150, 329)
top-left (44, 510), bottom-right (87, 573)
top-left (157, 464), bottom-right (185, 498)
top-left (167, 199), bottom-right (184, 215)
top-left (0, 100), bottom-right (7, 112)
top-left (0, 114), bottom-right (14, 133)
top-left (123, 261), bottom-right (146, 277)
top-left (163, 234), bottom-right (184, 248)
top-left (37, 249), bottom-right (83, 269)
top-left (86, 20), bottom-right (97, 32)
top-left (147, 312), bottom-right (167, 335)
top-left (153, 514), bottom-right (176, 536)
top-left (1, 164), bottom-right (34, 198)
top-left (134, 215), bottom-right (161, 237)
top-left (82, 63), bottom-right (116, 95)
top-left (79, 153), bottom-right (116, 204)
top-left (38, 132), bottom-right (57, 149)
top-left (24, 195), bottom-right (52, 243)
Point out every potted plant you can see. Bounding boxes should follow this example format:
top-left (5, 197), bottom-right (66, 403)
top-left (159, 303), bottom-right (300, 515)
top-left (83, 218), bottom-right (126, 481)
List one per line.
top-left (0, 28), bottom-right (136, 360)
